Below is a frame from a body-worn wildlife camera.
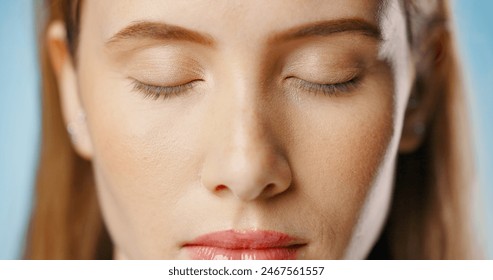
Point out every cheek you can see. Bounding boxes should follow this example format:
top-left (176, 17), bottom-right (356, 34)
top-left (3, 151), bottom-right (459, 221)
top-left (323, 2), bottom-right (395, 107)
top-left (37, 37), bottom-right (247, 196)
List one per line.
top-left (89, 109), bottom-right (206, 258)
top-left (284, 73), bottom-right (394, 257)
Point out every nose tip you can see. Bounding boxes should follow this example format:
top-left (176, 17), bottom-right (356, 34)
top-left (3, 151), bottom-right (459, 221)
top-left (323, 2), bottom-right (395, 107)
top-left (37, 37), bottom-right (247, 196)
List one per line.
top-left (201, 146), bottom-right (292, 202)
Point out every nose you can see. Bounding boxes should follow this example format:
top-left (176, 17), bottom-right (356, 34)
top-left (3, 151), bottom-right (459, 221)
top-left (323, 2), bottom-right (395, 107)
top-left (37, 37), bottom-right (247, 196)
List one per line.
top-left (200, 86), bottom-right (292, 202)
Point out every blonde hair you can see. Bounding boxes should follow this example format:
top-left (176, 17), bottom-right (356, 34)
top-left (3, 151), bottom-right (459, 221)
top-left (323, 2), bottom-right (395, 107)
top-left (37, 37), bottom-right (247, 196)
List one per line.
top-left (25, 0), bottom-right (476, 259)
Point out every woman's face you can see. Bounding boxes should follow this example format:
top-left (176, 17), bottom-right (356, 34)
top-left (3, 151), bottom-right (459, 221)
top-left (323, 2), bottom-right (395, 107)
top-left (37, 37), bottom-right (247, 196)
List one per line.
top-left (63, 0), bottom-right (414, 259)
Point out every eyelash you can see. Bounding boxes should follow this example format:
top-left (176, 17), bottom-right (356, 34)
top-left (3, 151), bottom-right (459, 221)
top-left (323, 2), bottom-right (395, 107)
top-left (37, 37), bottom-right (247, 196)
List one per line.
top-left (131, 75), bottom-right (360, 100)
top-left (287, 76), bottom-right (360, 96)
top-left (131, 79), bottom-right (201, 100)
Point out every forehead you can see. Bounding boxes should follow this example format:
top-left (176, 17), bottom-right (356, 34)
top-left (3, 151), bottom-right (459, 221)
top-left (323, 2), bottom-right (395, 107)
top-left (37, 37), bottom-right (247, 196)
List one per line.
top-left (83, 0), bottom-right (386, 43)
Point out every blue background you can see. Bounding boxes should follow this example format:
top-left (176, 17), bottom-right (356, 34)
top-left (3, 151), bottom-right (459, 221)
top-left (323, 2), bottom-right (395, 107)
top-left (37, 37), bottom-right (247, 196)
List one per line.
top-left (0, 0), bottom-right (492, 259)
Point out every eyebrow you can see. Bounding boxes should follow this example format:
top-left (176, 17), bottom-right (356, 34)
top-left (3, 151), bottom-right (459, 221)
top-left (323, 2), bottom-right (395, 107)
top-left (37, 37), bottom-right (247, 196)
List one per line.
top-left (269, 18), bottom-right (382, 43)
top-left (106, 18), bottom-right (381, 48)
top-left (106, 21), bottom-right (215, 46)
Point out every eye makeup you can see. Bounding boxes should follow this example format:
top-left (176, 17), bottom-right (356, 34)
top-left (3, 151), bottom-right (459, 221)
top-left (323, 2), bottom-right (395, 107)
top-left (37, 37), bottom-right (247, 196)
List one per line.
top-left (282, 60), bottom-right (364, 97)
top-left (286, 75), bottom-right (361, 96)
top-left (123, 52), bottom-right (206, 100)
top-left (130, 79), bottom-right (203, 100)
top-left (125, 40), bottom-right (371, 101)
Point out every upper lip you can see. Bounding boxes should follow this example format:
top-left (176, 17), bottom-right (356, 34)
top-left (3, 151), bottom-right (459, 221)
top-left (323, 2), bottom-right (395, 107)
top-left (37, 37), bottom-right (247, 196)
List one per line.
top-left (183, 229), bottom-right (305, 249)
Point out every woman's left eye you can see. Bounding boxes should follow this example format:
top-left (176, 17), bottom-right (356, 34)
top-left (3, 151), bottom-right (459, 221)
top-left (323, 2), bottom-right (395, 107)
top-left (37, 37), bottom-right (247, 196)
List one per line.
top-left (131, 79), bottom-right (202, 100)
top-left (287, 76), bottom-right (360, 96)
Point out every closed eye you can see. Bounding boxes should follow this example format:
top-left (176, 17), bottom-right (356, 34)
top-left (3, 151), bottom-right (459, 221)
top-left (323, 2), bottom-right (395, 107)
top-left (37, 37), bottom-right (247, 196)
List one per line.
top-left (286, 75), bottom-right (360, 96)
top-left (131, 79), bottom-right (203, 100)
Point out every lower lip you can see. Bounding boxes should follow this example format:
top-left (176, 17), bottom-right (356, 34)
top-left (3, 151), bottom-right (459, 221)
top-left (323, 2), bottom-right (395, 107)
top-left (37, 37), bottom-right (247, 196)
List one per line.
top-left (184, 230), bottom-right (302, 260)
top-left (186, 246), bottom-right (300, 260)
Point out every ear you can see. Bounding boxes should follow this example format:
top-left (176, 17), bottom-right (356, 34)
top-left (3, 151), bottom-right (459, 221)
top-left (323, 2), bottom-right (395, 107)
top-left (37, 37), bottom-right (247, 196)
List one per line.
top-left (399, 25), bottom-right (447, 153)
top-left (47, 21), bottom-right (94, 159)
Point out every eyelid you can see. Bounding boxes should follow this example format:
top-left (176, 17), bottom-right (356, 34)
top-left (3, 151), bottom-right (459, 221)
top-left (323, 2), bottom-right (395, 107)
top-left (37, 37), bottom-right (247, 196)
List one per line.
top-left (131, 78), bottom-right (202, 100)
top-left (286, 75), bottom-right (360, 96)
top-left (285, 65), bottom-right (361, 83)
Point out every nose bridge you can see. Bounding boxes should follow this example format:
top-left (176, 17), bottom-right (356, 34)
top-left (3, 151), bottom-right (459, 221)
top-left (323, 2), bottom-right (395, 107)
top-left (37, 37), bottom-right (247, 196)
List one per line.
top-left (231, 82), bottom-right (268, 159)
top-left (200, 65), bottom-right (292, 201)
top-left (208, 58), bottom-right (267, 154)
top-left (229, 90), bottom-right (273, 181)
top-left (214, 52), bottom-right (273, 166)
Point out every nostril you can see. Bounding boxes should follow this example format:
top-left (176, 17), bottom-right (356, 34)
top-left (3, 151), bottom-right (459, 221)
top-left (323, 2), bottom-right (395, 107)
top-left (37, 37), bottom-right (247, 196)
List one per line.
top-left (263, 183), bottom-right (276, 196)
top-left (215, 185), bottom-right (227, 192)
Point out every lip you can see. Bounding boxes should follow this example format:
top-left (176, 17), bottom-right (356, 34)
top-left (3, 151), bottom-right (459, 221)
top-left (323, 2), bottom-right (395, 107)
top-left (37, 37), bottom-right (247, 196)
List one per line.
top-left (183, 230), bottom-right (305, 260)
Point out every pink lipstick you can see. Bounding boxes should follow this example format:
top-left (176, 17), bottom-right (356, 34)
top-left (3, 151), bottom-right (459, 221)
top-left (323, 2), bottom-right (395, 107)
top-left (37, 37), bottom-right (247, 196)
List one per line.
top-left (183, 230), bottom-right (304, 260)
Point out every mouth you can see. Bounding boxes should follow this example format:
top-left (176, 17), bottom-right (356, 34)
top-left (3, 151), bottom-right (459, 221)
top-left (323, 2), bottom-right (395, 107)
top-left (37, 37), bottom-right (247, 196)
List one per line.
top-left (183, 229), bottom-right (306, 260)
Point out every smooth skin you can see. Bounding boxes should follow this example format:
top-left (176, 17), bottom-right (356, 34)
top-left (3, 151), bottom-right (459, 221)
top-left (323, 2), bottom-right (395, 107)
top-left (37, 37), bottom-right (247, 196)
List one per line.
top-left (48, 0), bottom-right (438, 259)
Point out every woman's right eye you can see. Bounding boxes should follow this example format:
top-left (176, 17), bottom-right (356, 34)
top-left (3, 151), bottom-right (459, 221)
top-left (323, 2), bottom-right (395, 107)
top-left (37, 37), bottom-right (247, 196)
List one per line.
top-left (131, 79), bottom-right (203, 100)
